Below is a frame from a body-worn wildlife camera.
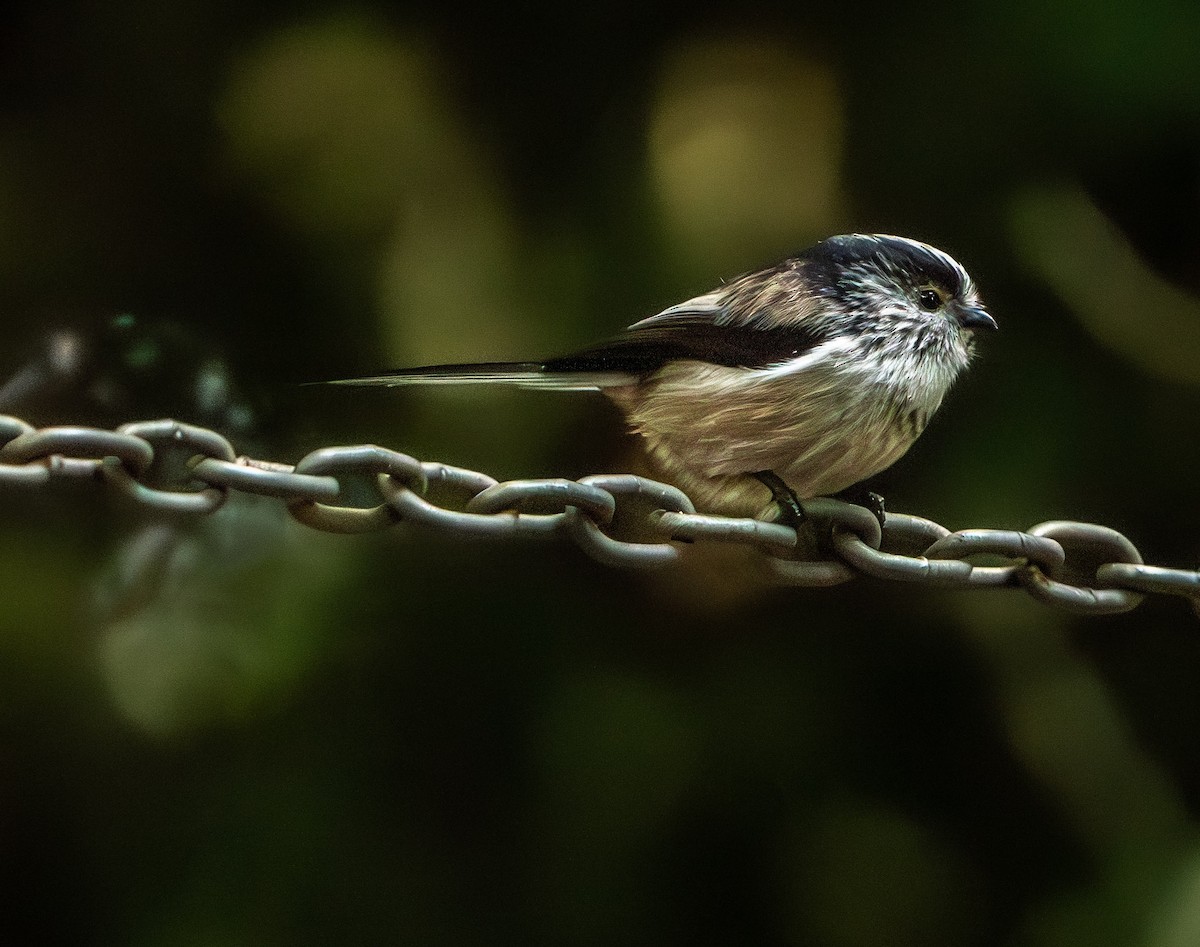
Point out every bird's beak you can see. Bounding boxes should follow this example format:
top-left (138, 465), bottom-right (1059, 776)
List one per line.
top-left (956, 304), bottom-right (998, 332)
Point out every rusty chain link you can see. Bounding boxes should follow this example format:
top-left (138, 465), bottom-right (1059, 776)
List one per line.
top-left (1, 414), bottom-right (1197, 617)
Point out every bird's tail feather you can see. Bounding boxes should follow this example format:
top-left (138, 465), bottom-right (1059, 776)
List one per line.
top-left (327, 361), bottom-right (633, 392)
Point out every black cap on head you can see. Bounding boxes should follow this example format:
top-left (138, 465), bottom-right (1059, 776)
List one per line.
top-left (803, 234), bottom-right (971, 298)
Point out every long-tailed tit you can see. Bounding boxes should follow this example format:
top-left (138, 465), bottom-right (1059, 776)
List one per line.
top-left (332, 234), bottom-right (996, 526)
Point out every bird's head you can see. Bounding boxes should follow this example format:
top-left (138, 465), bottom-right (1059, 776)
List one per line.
top-left (803, 234), bottom-right (996, 346)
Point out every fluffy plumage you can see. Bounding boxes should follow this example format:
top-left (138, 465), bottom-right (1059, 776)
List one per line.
top-left (332, 234), bottom-right (995, 519)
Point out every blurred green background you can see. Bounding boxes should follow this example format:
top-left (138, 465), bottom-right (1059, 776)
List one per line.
top-left (2, 1), bottom-right (1200, 945)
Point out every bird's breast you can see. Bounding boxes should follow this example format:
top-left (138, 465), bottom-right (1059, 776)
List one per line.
top-left (611, 344), bottom-right (965, 511)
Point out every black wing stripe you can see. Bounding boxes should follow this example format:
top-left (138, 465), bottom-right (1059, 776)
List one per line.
top-left (544, 321), bottom-right (823, 375)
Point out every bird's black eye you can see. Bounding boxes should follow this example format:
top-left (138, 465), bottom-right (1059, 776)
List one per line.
top-left (917, 289), bottom-right (942, 311)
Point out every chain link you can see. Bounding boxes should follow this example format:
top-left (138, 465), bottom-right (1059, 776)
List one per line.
top-left (1, 414), bottom-right (1197, 616)
top-left (100, 419), bottom-right (235, 515)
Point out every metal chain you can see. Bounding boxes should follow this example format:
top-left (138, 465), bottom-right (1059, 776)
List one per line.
top-left (1, 414), bottom-right (1197, 617)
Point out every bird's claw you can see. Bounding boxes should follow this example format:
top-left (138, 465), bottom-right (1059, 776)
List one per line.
top-left (753, 470), bottom-right (806, 530)
top-left (835, 487), bottom-right (886, 531)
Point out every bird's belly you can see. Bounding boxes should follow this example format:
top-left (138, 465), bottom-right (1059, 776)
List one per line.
top-left (614, 362), bottom-right (938, 516)
top-left (774, 420), bottom-right (915, 497)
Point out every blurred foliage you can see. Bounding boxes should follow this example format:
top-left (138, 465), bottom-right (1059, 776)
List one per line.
top-left (1, 1), bottom-right (1200, 945)
top-left (1012, 185), bottom-right (1200, 386)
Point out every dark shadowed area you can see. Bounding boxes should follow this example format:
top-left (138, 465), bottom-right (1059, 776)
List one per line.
top-left (2, 2), bottom-right (1200, 945)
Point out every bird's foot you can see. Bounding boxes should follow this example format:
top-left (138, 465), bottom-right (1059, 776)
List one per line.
top-left (834, 485), bottom-right (886, 531)
top-left (752, 470), bottom-right (806, 529)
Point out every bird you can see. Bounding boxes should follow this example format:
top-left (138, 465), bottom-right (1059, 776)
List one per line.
top-left (331, 234), bottom-right (996, 527)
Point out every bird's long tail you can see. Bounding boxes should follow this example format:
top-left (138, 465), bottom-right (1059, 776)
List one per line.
top-left (326, 361), bottom-right (634, 392)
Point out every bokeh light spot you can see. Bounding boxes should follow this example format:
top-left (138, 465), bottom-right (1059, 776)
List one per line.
top-left (648, 37), bottom-right (844, 268)
top-left (1011, 185), bottom-right (1200, 387)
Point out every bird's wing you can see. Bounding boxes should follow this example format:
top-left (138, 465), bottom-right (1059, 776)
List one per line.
top-left (544, 281), bottom-right (823, 376)
top-left (626, 291), bottom-right (729, 329)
